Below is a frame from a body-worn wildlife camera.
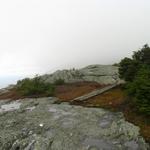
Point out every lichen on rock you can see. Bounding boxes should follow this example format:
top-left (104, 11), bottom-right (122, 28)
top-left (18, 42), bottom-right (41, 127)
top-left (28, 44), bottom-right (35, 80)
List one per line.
top-left (0, 97), bottom-right (149, 150)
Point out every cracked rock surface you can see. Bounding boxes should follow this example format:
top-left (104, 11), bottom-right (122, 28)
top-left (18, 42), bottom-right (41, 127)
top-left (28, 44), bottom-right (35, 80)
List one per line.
top-left (0, 97), bottom-right (149, 150)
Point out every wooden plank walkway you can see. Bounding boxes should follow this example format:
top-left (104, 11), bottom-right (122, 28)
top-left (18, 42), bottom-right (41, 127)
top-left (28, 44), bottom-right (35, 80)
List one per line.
top-left (71, 83), bottom-right (118, 102)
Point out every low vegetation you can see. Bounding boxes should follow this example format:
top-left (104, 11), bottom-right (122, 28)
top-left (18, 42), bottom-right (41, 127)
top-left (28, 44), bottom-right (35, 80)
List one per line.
top-left (54, 78), bottom-right (65, 85)
top-left (16, 76), bottom-right (55, 97)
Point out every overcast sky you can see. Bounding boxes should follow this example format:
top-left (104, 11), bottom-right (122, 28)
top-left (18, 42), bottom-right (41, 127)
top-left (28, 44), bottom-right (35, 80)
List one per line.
top-left (0, 0), bottom-right (150, 80)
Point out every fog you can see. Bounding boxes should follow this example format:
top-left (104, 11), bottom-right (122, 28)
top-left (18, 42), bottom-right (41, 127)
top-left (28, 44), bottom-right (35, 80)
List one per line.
top-left (0, 0), bottom-right (150, 87)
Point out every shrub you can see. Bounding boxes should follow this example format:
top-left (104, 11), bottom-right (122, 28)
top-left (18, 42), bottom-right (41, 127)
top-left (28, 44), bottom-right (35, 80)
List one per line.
top-left (113, 63), bottom-right (119, 67)
top-left (119, 44), bottom-right (150, 82)
top-left (133, 44), bottom-right (150, 65)
top-left (54, 78), bottom-right (65, 85)
top-left (16, 76), bottom-right (55, 96)
top-left (119, 57), bottom-right (139, 82)
top-left (126, 66), bottom-right (150, 115)
top-left (119, 44), bottom-right (150, 115)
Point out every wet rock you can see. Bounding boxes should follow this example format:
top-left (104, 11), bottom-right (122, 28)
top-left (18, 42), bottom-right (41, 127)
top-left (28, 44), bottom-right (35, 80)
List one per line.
top-left (0, 101), bottom-right (21, 113)
top-left (0, 97), bottom-right (149, 150)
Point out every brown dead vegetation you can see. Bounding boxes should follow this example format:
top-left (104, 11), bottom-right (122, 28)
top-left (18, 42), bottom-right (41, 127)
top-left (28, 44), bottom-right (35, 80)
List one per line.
top-left (0, 88), bottom-right (23, 100)
top-left (0, 88), bottom-right (50, 100)
top-left (54, 82), bottom-right (106, 101)
top-left (84, 87), bottom-right (126, 108)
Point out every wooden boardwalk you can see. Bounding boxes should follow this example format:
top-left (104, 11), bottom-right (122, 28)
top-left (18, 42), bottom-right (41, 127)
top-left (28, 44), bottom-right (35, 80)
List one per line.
top-left (71, 83), bottom-right (118, 102)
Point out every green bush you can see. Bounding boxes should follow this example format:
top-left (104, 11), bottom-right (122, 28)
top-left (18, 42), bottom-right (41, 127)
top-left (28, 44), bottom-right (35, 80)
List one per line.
top-left (133, 44), bottom-right (150, 65)
top-left (119, 44), bottom-right (150, 115)
top-left (54, 78), bottom-right (65, 85)
top-left (119, 57), bottom-right (139, 81)
top-left (126, 66), bottom-right (150, 115)
top-left (16, 76), bottom-right (55, 96)
top-left (119, 44), bottom-right (150, 82)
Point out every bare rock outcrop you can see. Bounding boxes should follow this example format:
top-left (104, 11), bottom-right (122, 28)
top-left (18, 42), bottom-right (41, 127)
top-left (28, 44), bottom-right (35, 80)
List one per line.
top-left (41, 65), bottom-right (124, 85)
top-left (0, 97), bottom-right (149, 150)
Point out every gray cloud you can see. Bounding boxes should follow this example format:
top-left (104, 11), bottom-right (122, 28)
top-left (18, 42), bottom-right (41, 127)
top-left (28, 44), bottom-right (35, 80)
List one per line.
top-left (0, 0), bottom-right (150, 78)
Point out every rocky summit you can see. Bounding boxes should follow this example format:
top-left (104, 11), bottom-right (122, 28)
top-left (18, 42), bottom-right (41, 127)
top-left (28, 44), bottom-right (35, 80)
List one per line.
top-left (0, 97), bottom-right (149, 150)
top-left (41, 65), bottom-right (124, 85)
